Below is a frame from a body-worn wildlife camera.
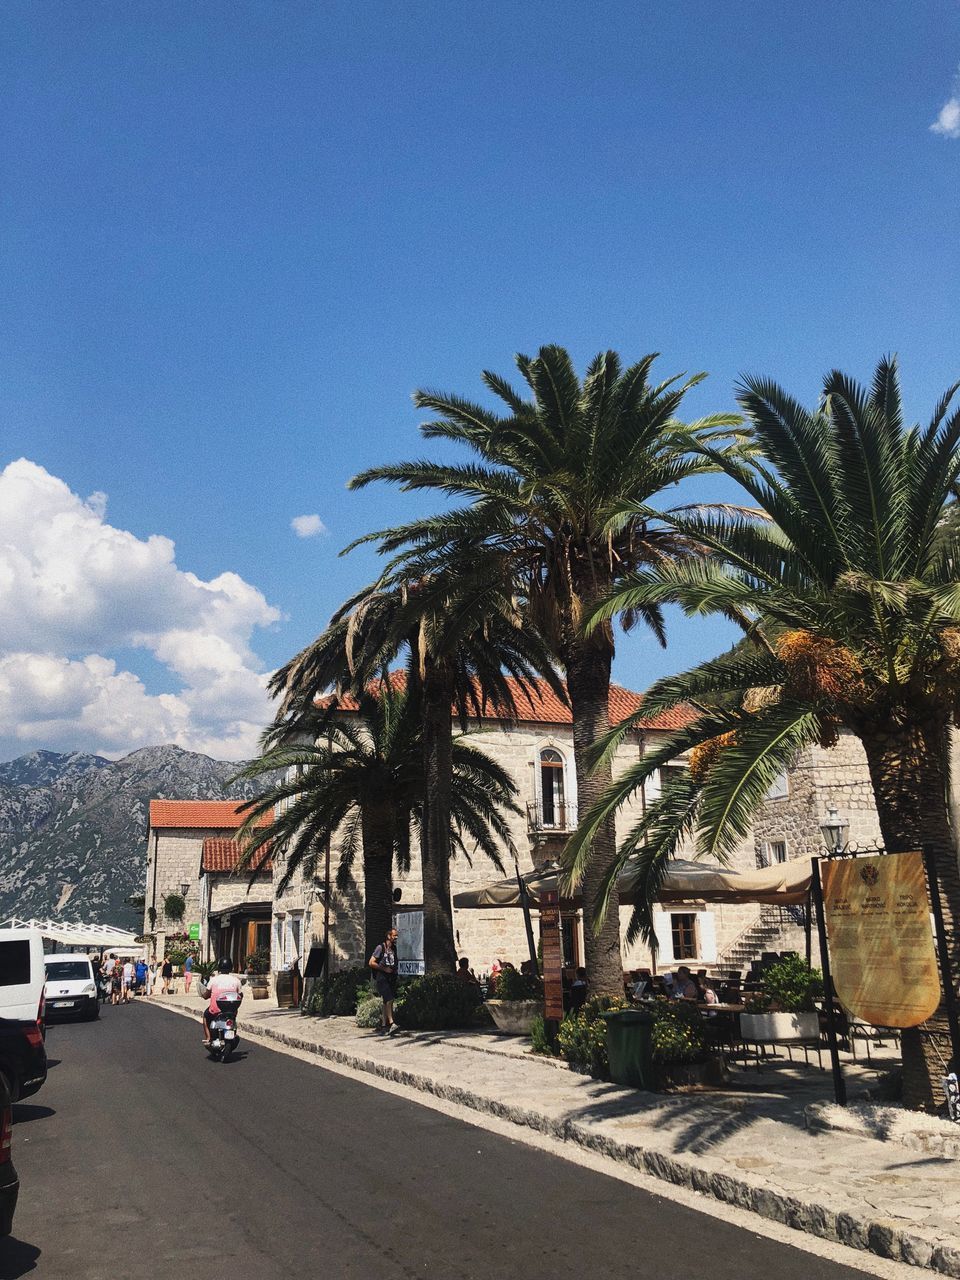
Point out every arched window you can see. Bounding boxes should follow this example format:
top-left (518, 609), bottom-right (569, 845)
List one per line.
top-left (540, 748), bottom-right (565, 828)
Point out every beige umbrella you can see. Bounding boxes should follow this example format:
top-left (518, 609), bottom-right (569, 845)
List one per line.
top-left (452, 857), bottom-right (812, 909)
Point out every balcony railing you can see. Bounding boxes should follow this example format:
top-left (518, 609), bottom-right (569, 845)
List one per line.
top-left (527, 800), bottom-right (578, 834)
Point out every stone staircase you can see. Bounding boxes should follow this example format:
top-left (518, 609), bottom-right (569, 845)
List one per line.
top-left (720, 904), bottom-right (807, 972)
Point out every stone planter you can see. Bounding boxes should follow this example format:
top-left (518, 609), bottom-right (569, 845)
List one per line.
top-left (247, 974), bottom-right (270, 1000)
top-left (739, 1010), bottom-right (819, 1043)
top-left (486, 998), bottom-right (541, 1035)
top-left (654, 1059), bottom-right (709, 1089)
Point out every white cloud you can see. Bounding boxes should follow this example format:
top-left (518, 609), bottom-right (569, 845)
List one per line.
top-left (0, 459), bottom-right (282, 761)
top-left (931, 70), bottom-right (960, 138)
top-left (290, 513), bottom-right (327, 539)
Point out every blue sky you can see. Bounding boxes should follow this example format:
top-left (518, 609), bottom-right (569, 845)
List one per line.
top-left (1, 2), bottom-right (959, 759)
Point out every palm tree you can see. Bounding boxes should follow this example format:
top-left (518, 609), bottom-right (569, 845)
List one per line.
top-left (567, 356), bottom-right (960, 1107)
top-left (266, 555), bottom-right (562, 971)
top-left (351, 345), bottom-right (737, 995)
top-left (234, 681), bottom-right (521, 961)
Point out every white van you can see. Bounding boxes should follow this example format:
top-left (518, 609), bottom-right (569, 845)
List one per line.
top-left (0, 928), bottom-right (45, 1024)
top-left (43, 954), bottom-right (99, 1021)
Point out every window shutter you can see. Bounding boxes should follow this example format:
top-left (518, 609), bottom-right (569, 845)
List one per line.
top-left (645, 768), bottom-right (662, 803)
top-left (652, 910), bottom-right (674, 963)
top-left (698, 912), bottom-right (717, 963)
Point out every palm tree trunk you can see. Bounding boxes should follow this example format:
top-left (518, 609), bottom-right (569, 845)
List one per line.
top-left (860, 720), bottom-right (960, 1110)
top-left (361, 801), bottom-right (395, 961)
top-left (566, 634), bottom-right (623, 999)
top-left (420, 661), bottom-right (457, 973)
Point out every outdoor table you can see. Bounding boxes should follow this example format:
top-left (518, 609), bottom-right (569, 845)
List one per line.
top-left (698, 1002), bottom-right (745, 1013)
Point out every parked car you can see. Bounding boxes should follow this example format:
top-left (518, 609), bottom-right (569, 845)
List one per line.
top-left (0, 1074), bottom-right (18, 1237)
top-left (0, 928), bottom-right (47, 1102)
top-left (0, 929), bottom-right (44, 1025)
top-left (43, 954), bottom-right (99, 1022)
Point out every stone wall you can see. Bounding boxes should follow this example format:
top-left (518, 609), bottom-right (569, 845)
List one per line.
top-left (143, 827), bottom-right (206, 959)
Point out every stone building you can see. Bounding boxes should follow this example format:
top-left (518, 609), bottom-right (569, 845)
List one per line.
top-left (289, 675), bottom-right (804, 979)
top-left (147, 695), bottom-right (889, 981)
top-left (143, 800), bottom-right (273, 967)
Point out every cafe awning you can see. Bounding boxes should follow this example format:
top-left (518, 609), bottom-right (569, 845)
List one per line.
top-left (452, 857), bottom-right (812, 910)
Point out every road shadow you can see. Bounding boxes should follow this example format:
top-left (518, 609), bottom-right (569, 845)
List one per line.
top-left (11, 1104), bottom-right (55, 1125)
top-left (0, 1237), bottom-right (41, 1276)
top-left (41, 1059), bottom-right (60, 1070)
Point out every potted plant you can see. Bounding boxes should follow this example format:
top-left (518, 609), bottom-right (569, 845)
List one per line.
top-left (739, 955), bottom-right (823, 1044)
top-left (244, 947), bottom-right (272, 999)
top-left (486, 968), bottom-right (543, 1034)
top-left (196, 959), bottom-right (217, 997)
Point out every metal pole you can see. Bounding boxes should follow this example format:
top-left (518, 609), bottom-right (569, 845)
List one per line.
top-left (922, 844), bottom-right (960, 1072)
top-left (517, 861), bottom-right (539, 975)
top-left (805, 890), bottom-right (813, 967)
top-left (810, 856), bottom-right (846, 1106)
top-left (321, 835), bottom-right (331, 1014)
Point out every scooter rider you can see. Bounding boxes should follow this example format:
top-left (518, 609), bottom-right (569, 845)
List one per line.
top-left (202, 957), bottom-right (244, 1045)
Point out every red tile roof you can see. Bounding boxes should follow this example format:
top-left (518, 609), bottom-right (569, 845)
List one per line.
top-left (149, 799), bottom-right (273, 831)
top-left (318, 672), bottom-right (693, 732)
top-left (201, 838), bottom-right (272, 874)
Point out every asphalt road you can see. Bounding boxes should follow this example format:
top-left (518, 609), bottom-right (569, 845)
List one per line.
top-left (0, 1002), bottom-right (879, 1280)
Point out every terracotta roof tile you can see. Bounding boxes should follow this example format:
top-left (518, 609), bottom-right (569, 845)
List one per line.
top-left (201, 838), bottom-right (272, 873)
top-left (149, 799), bottom-right (273, 830)
top-left (318, 672), bottom-right (694, 732)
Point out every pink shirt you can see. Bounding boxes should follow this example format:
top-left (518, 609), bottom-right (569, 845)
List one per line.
top-left (207, 973), bottom-right (243, 1014)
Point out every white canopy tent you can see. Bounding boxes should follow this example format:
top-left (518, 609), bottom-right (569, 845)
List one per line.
top-left (0, 917), bottom-right (143, 953)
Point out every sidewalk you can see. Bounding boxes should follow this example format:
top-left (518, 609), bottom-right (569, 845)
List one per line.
top-left (152, 988), bottom-right (960, 1275)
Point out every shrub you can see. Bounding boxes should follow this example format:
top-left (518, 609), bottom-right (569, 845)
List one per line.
top-left (746, 955), bottom-right (823, 1014)
top-left (492, 968), bottom-right (543, 1001)
top-left (530, 1013), bottom-right (558, 1057)
top-left (244, 947), bottom-right (271, 975)
top-left (356, 994), bottom-right (384, 1028)
top-left (394, 973), bottom-right (485, 1030)
top-left (165, 932), bottom-right (199, 967)
top-left (650, 1000), bottom-right (706, 1064)
top-left (556, 995), bottom-right (626, 1076)
top-left (163, 892), bottom-right (186, 923)
top-left (309, 966), bottom-right (373, 1016)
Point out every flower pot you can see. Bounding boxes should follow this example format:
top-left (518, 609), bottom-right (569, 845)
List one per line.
top-left (739, 1011), bottom-right (819, 1043)
top-left (247, 974), bottom-right (270, 1000)
top-left (486, 998), bottom-right (541, 1034)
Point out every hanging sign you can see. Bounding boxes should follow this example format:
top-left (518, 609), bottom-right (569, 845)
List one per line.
top-left (540, 889), bottom-right (564, 1020)
top-left (188, 923), bottom-right (200, 941)
top-left (820, 852), bottom-right (940, 1028)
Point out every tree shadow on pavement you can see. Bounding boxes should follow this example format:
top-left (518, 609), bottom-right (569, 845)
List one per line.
top-left (0, 1237), bottom-right (40, 1276)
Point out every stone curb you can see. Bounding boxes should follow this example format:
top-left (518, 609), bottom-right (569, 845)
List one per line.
top-left (159, 1002), bottom-right (957, 1275)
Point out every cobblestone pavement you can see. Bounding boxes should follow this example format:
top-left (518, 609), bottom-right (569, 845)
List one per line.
top-left (153, 988), bottom-right (960, 1275)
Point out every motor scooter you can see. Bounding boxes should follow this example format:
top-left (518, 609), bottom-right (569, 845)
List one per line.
top-left (205, 994), bottom-right (242, 1061)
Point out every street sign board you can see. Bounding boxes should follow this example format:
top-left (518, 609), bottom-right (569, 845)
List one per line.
top-left (540, 889), bottom-right (564, 1020)
top-left (820, 851), bottom-right (940, 1028)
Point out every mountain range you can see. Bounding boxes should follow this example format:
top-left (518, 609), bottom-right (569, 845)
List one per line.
top-left (0, 745), bottom-right (266, 932)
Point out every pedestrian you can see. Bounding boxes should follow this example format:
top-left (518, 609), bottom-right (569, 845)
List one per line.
top-left (184, 953), bottom-right (194, 994)
top-left (161, 955), bottom-right (173, 994)
top-left (144, 956), bottom-right (156, 996)
top-left (368, 927), bottom-right (400, 1035)
top-left (110, 962), bottom-right (122, 1006)
top-left (121, 957), bottom-right (135, 1003)
top-left (135, 956), bottom-right (148, 995)
top-left (570, 966), bottom-right (588, 1011)
top-left (455, 957), bottom-right (478, 985)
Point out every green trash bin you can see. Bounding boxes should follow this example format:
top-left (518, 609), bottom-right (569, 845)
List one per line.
top-left (602, 1008), bottom-right (656, 1089)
